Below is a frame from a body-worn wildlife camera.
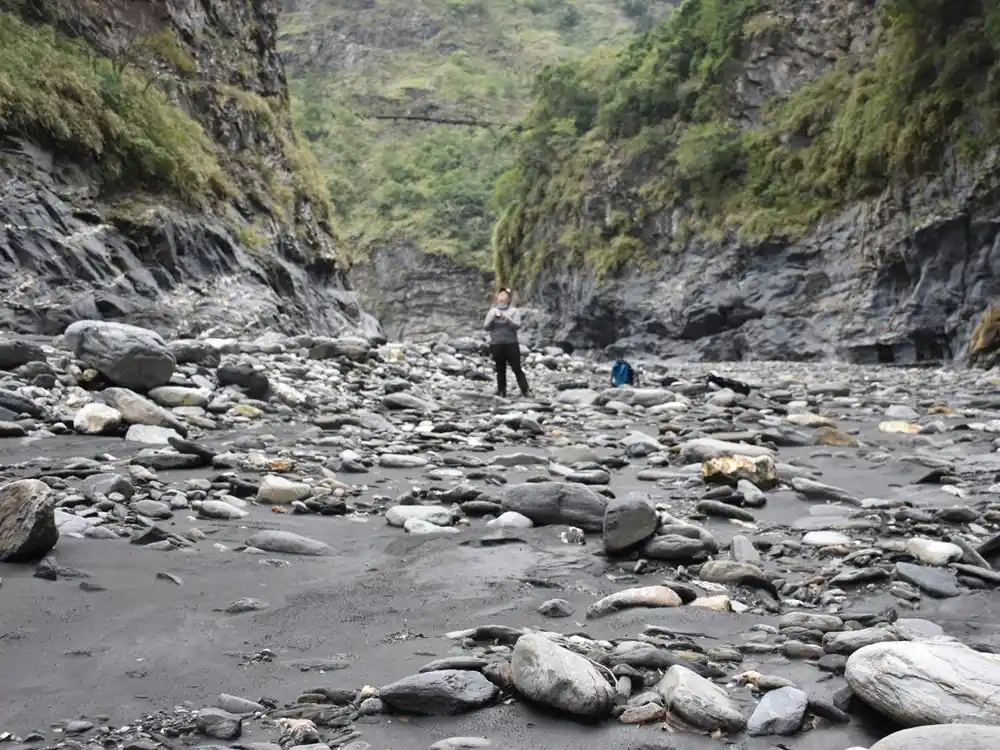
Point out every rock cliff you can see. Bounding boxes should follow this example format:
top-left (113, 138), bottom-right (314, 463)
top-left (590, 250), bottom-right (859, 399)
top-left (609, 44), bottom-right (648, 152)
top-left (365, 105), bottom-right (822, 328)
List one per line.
top-left (0, 0), bottom-right (380, 339)
top-left (494, 0), bottom-right (1000, 363)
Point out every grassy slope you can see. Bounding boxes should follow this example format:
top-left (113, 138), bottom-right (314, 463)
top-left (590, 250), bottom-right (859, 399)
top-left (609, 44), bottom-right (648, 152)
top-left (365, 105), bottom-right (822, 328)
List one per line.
top-left (279, 0), bottom-right (674, 270)
top-left (493, 0), bottom-right (1000, 287)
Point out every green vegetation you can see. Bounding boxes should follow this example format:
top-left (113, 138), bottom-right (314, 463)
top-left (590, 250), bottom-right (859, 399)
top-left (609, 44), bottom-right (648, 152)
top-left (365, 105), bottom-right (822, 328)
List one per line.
top-left (493, 0), bottom-right (1000, 287)
top-left (280, 0), bottom-right (674, 269)
top-left (0, 13), bottom-right (231, 205)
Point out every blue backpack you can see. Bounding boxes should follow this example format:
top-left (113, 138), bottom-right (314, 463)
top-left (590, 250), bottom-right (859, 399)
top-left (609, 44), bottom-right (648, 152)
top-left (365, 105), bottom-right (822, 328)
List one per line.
top-left (611, 360), bottom-right (635, 387)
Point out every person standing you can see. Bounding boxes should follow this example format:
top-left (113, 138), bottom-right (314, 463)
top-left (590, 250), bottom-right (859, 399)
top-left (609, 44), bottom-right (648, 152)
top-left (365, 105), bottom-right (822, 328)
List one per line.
top-left (483, 288), bottom-right (529, 398)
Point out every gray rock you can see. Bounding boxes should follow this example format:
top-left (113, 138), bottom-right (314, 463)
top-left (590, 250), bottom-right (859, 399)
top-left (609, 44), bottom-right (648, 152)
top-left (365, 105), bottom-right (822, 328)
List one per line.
top-left (132, 499), bottom-right (173, 520)
top-left (0, 337), bottom-right (46, 370)
top-left (382, 392), bottom-right (433, 412)
top-left (429, 739), bottom-right (492, 750)
top-left (379, 670), bottom-right (498, 715)
top-left (886, 404), bottom-right (920, 420)
top-left (895, 561), bottom-right (962, 597)
top-left (65, 320), bottom-right (176, 390)
top-left (747, 686), bottom-right (809, 736)
top-left (0, 479), bottom-right (58, 562)
top-left (537, 598), bottom-right (575, 617)
top-left (823, 627), bottom-right (898, 655)
top-left (216, 694), bottom-right (265, 714)
top-left (791, 477), bottom-right (860, 504)
top-left (846, 640), bottom-right (1000, 725)
top-left (102, 387), bottom-right (188, 436)
top-left (778, 612), bottom-right (844, 633)
top-left (0, 421), bottom-right (26, 438)
top-left (603, 491), bottom-right (658, 553)
top-left (196, 708), bottom-right (242, 739)
top-left (148, 385), bottom-right (211, 408)
top-left (643, 534), bottom-right (706, 561)
top-left (679, 439), bottom-right (775, 462)
top-left (730, 534), bottom-right (761, 565)
top-left (81, 473), bottom-right (135, 502)
top-left (657, 664), bottom-right (745, 732)
top-left (870, 725), bottom-right (1000, 750)
top-left (0, 389), bottom-right (47, 419)
top-left (502, 482), bottom-right (607, 531)
top-left (511, 633), bottom-right (614, 717)
top-left (244, 530), bottom-right (332, 556)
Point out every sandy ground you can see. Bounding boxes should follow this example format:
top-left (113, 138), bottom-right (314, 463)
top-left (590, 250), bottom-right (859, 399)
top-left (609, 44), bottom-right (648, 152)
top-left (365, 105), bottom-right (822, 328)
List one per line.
top-left (2, 413), bottom-right (1000, 749)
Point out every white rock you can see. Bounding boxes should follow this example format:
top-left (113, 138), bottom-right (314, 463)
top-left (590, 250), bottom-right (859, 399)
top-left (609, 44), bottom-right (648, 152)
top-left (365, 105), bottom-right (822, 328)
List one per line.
top-left (907, 537), bottom-right (963, 566)
top-left (845, 640), bottom-right (1000, 726)
top-left (378, 454), bottom-right (430, 469)
top-left (386, 505), bottom-right (452, 528)
top-left (256, 475), bottom-right (312, 505)
top-left (73, 403), bottom-right (122, 435)
top-left (486, 511), bottom-right (534, 528)
top-left (199, 500), bottom-right (249, 520)
top-left (404, 518), bottom-right (460, 535)
top-left (802, 530), bottom-right (852, 546)
top-left (125, 424), bottom-right (181, 445)
top-left (511, 633), bottom-right (614, 717)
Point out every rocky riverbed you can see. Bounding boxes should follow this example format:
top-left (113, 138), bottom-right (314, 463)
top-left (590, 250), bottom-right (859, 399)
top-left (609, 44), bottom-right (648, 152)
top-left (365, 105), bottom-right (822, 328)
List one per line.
top-left (2, 323), bottom-right (1000, 750)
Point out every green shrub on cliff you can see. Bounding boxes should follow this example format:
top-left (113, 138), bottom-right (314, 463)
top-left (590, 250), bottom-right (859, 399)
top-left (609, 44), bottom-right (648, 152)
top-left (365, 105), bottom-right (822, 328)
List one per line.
top-left (493, 0), bottom-right (1000, 286)
top-left (0, 13), bottom-right (230, 205)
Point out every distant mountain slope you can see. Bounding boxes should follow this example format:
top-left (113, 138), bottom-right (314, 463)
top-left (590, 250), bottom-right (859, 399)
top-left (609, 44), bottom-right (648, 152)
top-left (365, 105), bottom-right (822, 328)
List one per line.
top-left (278, 0), bottom-right (673, 339)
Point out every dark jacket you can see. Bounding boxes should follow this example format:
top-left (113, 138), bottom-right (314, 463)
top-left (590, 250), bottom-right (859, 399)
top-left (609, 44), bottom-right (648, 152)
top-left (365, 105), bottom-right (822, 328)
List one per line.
top-left (484, 306), bottom-right (521, 345)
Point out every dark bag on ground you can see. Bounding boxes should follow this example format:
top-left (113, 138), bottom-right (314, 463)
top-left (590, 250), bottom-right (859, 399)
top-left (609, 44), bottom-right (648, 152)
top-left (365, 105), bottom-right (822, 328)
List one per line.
top-left (611, 359), bottom-right (636, 387)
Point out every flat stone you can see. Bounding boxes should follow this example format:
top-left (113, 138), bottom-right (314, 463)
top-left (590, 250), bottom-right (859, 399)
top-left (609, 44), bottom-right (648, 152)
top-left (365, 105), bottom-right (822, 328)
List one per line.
top-left (379, 670), bottom-right (497, 715)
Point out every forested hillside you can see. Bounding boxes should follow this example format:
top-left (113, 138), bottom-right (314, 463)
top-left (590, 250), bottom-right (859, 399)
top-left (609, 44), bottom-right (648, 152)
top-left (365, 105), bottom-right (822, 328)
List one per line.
top-left (489, 0), bottom-right (1000, 362)
top-left (278, 0), bottom-right (674, 337)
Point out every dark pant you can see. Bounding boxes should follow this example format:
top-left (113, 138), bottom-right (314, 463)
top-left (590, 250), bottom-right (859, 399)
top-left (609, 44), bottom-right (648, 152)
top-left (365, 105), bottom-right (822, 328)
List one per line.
top-left (490, 343), bottom-right (529, 397)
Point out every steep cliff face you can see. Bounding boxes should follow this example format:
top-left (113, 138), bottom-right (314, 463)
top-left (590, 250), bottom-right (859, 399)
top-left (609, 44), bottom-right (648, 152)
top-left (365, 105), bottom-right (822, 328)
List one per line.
top-left (278, 0), bottom-right (674, 341)
top-left (494, 0), bottom-right (1000, 363)
top-left (0, 0), bottom-right (380, 339)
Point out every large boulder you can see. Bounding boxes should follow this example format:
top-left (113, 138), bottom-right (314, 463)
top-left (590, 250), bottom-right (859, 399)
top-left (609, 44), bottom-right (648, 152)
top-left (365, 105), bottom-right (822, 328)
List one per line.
top-left (64, 320), bottom-right (176, 390)
top-left (870, 725), bottom-right (1000, 750)
top-left (502, 482), bottom-right (608, 531)
top-left (0, 479), bottom-right (58, 562)
top-left (603, 491), bottom-right (658, 553)
top-left (845, 640), bottom-right (1000, 726)
top-left (511, 633), bottom-right (615, 717)
top-left (656, 665), bottom-right (745, 732)
top-left (379, 670), bottom-right (498, 715)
